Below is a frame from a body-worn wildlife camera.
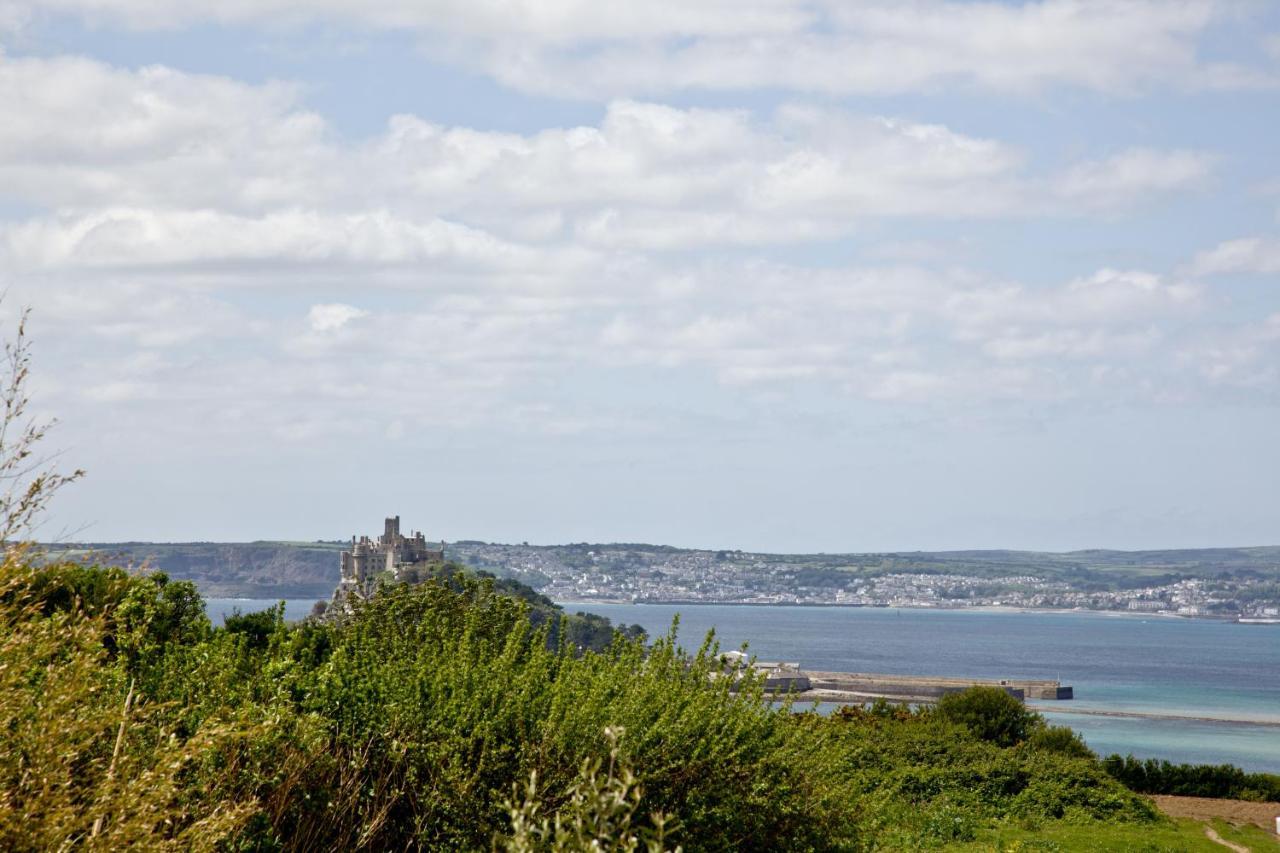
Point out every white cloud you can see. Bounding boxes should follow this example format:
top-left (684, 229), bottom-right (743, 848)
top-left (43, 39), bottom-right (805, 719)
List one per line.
top-left (865, 370), bottom-right (946, 402)
top-left (981, 328), bottom-right (1160, 361)
top-left (307, 303), bottom-right (367, 332)
top-left (0, 55), bottom-right (1216, 266)
top-left (1180, 312), bottom-right (1280, 391)
top-left (945, 269), bottom-right (1199, 343)
top-left (0, 48), bottom-right (1270, 448)
top-left (466, 0), bottom-right (1280, 99)
top-left (26, 281), bottom-right (245, 349)
top-left (17, 251), bottom-right (1273, 462)
top-left (0, 56), bottom-right (332, 212)
top-left (589, 262), bottom-right (1211, 403)
top-left (473, 1), bottom-right (1269, 99)
top-left (28, 0), bottom-right (808, 40)
top-left (83, 380), bottom-right (160, 402)
top-left (1054, 149), bottom-right (1214, 210)
top-left (1191, 236), bottom-right (1280, 275)
top-left (17, 0), bottom-right (1274, 98)
top-left (1, 208), bottom-right (564, 274)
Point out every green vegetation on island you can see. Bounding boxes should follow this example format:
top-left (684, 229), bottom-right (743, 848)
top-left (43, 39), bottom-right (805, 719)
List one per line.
top-left (325, 557), bottom-right (649, 653)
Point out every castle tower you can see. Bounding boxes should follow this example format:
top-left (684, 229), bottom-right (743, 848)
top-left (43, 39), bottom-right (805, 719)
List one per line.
top-left (331, 516), bottom-right (446, 614)
top-left (352, 540), bottom-right (372, 584)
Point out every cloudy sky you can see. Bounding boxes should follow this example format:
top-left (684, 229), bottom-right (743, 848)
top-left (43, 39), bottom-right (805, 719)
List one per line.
top-left (6, 0), bottom-right (1279, 550)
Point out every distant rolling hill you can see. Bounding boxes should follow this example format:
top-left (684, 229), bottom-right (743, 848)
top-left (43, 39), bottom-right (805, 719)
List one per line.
top-left (42, 541), bottom-right (347, 599)
top-left (39, 541), bottom-right (1280, 600)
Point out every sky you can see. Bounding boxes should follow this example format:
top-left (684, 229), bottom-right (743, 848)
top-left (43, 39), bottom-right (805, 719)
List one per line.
top-left (4, 0), bottom-right (1279, 551)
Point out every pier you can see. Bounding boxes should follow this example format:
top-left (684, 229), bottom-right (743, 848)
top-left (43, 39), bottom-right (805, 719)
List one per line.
top-left (720, 652), bottom-right (1073, 703)
top-left (795, 671), bottom-right (1073, 703)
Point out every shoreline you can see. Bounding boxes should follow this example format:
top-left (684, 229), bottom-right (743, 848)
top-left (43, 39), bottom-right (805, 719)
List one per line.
top-left (554, 599), bottom-right (1256, 623)
top-left (1031, 705), bottom-right (1280, 729)
top-left (793, 696), bottom-right (1280, 729)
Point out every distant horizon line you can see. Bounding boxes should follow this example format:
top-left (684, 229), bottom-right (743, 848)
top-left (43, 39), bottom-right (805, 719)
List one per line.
top-left (41, 539), bottom-right (1280, 558)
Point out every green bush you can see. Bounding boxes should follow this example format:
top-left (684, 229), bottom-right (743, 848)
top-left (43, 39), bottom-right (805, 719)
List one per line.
top-left (222, 605), bottom-right (284, 651)
top-left (1103, 753), bottom-right (1280, 801)
top-left (821, 692), bottom-right (1156, 835)
top-left (935, 686), bottom-right (1040, 747)
top-left (918, 799), bottom-right (979, 844)
top-left (1011, 754), bottom-right (1157, 822)
top-left (0, 557), bottom-right (1179, 850)
top-left (1027, 725), bottom-right (1094, 759)
top-left (499, 726), bottom-right (678, 852)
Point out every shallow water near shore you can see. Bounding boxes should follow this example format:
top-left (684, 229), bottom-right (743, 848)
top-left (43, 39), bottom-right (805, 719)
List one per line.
top-left (205, 597), bottom-right (1280, 773)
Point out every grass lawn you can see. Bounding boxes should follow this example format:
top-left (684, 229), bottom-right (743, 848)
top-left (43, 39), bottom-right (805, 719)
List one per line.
top-left (951, 816), bottom-right (1279, 851)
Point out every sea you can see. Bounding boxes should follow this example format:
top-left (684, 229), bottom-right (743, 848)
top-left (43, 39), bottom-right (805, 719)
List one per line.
top-left (206, 598), bottom-right (320, 624)
top-left (205, 598), bottom-right (1280, 774)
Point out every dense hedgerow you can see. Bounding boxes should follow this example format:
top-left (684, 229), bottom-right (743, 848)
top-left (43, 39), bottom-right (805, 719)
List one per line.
top-left (815, 700), bottom-right (1155, 847)
top-left (1, 555), bottom-right (1168, 851)
top-left (1103, 754), bottom-right (1280, 802)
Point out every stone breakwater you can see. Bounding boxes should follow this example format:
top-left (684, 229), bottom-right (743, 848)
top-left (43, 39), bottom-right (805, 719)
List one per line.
top-left (767, 669), bottom-right (1074, 703)
top-left (1026, 706), bottom-right (1280, 728)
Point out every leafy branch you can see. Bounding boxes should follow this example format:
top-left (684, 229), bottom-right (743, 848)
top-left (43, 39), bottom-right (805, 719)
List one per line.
top-left (0, 306), bottom-right (83, 546)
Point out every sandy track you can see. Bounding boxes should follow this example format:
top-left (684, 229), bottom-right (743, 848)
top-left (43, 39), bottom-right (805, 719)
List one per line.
top-left (1153, 794), bottom-right (1280, 834)
top-left (1204, 824), bottom-right (1251, 852)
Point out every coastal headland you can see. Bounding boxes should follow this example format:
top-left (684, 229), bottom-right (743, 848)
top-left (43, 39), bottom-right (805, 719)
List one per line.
top-left (45, 540), bottom-right (1280, 622)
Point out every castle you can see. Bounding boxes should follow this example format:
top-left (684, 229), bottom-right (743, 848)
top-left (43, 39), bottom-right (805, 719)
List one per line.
top-left (331, 516), bottom-right (445, 607)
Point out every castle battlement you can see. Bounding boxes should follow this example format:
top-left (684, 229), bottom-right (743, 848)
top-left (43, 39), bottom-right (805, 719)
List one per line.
top-left (331, 515), bottom-right (445, 608)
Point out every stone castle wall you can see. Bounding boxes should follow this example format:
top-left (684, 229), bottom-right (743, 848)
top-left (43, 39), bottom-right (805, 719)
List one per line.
top-left (331, 515), bottom-right (445, 609)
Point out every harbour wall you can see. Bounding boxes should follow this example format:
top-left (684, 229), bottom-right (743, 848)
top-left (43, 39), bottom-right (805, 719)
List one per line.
top-left (772, 670), bottom-right (1073, 703)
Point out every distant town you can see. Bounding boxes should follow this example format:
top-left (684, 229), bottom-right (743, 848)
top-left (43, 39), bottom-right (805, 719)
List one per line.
top-left (43, 538), bottom-right (1280, 622)
top-left (448, 542), bottom-right (1280, 622)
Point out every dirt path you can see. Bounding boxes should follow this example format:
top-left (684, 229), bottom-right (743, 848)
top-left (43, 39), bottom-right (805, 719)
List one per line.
top-left (1153, 794), bottom-right (1280, 834)
top-left (1204, 824), bottom-right (1251, 853)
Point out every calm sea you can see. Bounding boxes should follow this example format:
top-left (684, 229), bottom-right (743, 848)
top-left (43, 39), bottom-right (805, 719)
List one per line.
top-left (205, 598), bottom-right (1280, 773)
top-left (206, 598), bottom-right (320, 624)
top-left (567, 603), bottom-right (1280, 774)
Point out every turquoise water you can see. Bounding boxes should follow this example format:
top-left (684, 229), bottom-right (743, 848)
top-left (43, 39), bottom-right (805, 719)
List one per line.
top-left (205, 597), bottom-right (1280, 772)
top-left (565, 603), bottom-right (1280, 773)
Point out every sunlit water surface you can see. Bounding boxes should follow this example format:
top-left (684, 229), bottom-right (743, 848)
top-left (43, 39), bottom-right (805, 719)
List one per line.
top-left (568, 603), bottom-right (1280, 774)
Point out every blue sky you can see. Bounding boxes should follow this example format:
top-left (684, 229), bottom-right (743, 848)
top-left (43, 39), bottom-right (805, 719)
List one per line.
top-left (4, 0), bottom-right (1278, 550)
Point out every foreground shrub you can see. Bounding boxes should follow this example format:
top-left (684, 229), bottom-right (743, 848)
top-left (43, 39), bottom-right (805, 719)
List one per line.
top-left (1, 556), bottom-right (1180, 851)
top-left (2, 559), bottom-right (861, 850)
top-left (1010, 753), bottom-right (1157, 823)
top-left (0, 559), bottom-right (255, 849)
top-left (285, 578), bottom-right (856, 850)
top-left (1026, 724), bottom-right (1094, 759)
top-left (819, 694), bottom-right (1157, 847)
top-left (935, 686), bottom-right (1039, 748)
top-left (499, 726), bottom-right (679, 852)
